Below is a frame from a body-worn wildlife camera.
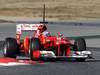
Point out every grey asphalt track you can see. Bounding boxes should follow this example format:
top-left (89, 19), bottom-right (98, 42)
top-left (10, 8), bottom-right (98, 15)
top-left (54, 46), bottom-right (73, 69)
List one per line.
top-left (0, 22), bottom-right (100, 75)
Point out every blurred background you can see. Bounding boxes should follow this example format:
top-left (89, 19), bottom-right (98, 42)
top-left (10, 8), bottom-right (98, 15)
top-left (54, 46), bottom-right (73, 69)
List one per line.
top-left (0, 0), bottom-right (100, 21)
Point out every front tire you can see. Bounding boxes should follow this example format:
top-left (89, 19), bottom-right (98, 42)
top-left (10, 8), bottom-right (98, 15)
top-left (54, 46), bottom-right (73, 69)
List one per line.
top-left (74, 38), bottom-right (86, 62)
top-left (74, 38), bottom-right (86, 51)
top-left (30, 38), bottom-right (42, 60)
top-left (3, 38), bottom-right (19, 58)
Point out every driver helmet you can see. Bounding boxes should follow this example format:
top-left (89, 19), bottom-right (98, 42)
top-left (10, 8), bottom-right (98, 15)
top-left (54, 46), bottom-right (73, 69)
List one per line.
top-left (42, 31), bottom-right (50, 37)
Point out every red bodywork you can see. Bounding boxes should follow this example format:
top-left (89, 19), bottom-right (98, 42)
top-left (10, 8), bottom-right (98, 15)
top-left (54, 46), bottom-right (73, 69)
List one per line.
top-left (16, 24), bottom-right (73, 58)
top-left (39, 35), bottom-right (72, 56)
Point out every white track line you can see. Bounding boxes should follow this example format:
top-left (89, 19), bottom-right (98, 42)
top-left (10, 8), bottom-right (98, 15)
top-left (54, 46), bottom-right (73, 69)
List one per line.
top-left (0, 62), bottom-right (30, 66)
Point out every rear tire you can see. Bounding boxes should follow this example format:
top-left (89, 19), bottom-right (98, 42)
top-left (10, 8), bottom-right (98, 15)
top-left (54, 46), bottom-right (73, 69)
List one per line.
top-left (3, 38), bottom-right (19, 58)
top-left (30, 38), bottom-right (42, 60)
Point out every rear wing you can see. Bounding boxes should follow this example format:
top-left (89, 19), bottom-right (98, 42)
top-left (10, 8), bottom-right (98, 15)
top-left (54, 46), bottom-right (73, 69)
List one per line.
top-left (16, 24), bottom-right (43, 34)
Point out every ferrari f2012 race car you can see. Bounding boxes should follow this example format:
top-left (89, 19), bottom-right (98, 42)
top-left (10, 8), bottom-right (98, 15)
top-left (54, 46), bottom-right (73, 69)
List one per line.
top-left (3, 23), bottom-right (92, 62)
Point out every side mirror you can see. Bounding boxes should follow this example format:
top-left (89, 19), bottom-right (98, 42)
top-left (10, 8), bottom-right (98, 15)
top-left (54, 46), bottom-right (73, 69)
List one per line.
top-left (57, 33), bottom-right (63, 37)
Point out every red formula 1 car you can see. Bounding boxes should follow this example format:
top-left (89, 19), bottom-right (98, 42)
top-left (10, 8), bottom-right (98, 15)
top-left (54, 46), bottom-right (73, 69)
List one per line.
top-left (3, 23), bottom-right (92, 62)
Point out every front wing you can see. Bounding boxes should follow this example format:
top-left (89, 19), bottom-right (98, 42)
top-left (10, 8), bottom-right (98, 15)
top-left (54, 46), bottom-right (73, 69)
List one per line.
top-left (40, 50), bottom-right (92, 59)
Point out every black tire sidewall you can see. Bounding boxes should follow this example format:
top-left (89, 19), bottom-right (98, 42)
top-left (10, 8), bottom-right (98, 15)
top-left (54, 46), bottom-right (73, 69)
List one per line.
top-left (74, 38), bottom-right (86, 51)
top-left (30, 38), bottom-right (42, 60)
top-left (3, 38), bottom-right (19, 58)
